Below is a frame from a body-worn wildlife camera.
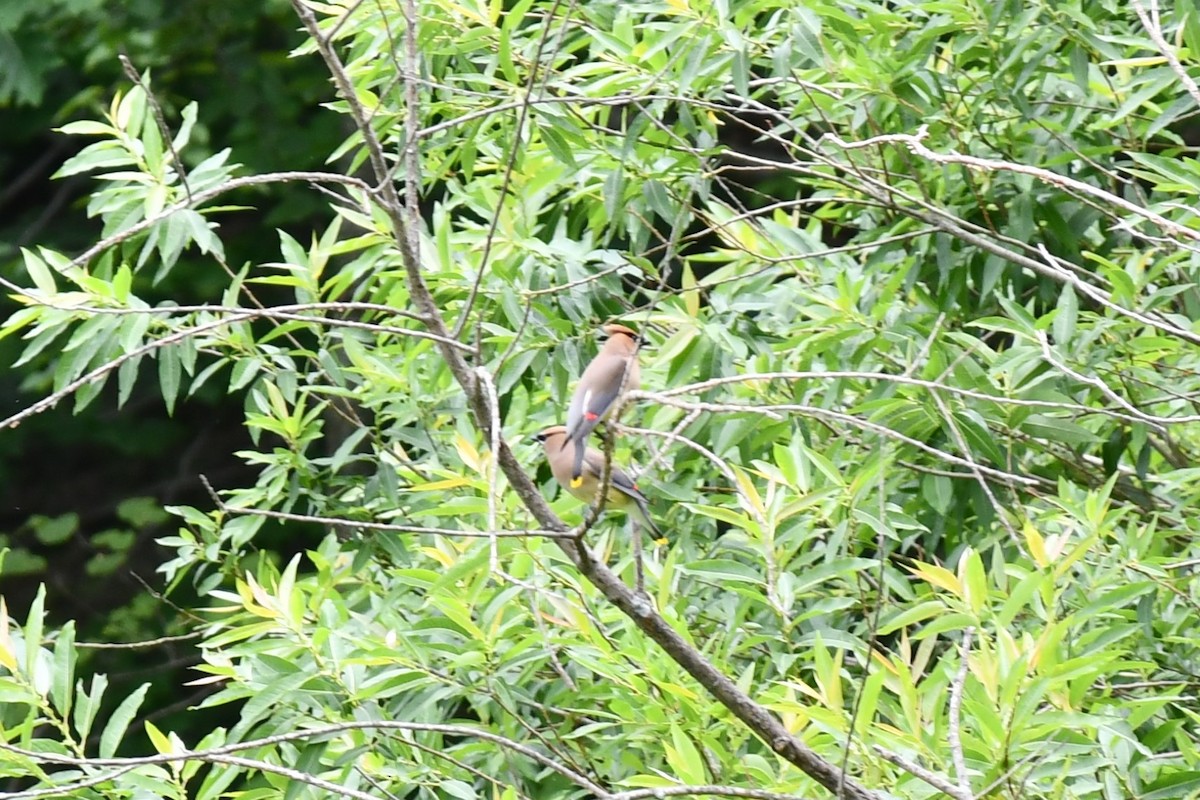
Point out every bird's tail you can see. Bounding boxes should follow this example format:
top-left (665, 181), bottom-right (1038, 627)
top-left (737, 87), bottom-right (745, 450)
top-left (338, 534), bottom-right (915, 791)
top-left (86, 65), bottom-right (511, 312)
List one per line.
top-left (633, 498), bottom-right (665, 543)
top-left (569, 434), bottom-right (586, 485)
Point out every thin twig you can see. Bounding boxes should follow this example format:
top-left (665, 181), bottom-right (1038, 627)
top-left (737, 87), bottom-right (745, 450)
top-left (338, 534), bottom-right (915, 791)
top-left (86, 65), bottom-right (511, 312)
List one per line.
top-left (0, 766), bottom-right (139, 800)
top-left (872, 746), bottom-right (970, 800)
top-left (902, 313), bottom-right (946, 380)
top-left (475, 366), bottom-right (504, 573)
top-left (824, 127), bottom-right (1200, 243)
top-left (1131, 0), bottom-right (1200, 108)
top-left (202, 753), bottom-right (382, 800)
top-left (634, 396), bottom-right (1039, 487)
top-left (948, 627), bottom-right (973, 797)
top-left (75, 631), bottom-right (202, 650)
top-left (611, 787), bottom-right (815, 800)
top-left (65, 171), bottom-right (371, 271)
top-left (928, 390), bottom-right (1023, 547)
top-left (0, 719), bottom-right (609, 798)
top-left (402, 0), bottom-right (421, 266)
top-left (641, 372), bottom-right (1181, 428)
top-left (840, 460), bottom-right (891, 798)
top-left (219, 504), bottom-right (572, 539)
top-left (0, 315), bottom-right (246, 432)
top-left (23, 300), bottom-right (466, 351)
top-left (118, 54), bottom-right (193, 206)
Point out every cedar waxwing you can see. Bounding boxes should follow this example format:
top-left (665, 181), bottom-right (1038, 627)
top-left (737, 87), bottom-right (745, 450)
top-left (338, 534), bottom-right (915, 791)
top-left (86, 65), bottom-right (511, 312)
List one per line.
top-left (533, 425), bottom-right (662, 539)
top-left (564, 323), bottom-right (642, 485)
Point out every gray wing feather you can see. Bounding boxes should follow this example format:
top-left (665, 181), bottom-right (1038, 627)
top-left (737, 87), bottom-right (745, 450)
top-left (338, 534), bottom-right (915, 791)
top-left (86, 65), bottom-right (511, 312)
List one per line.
top-left (582, 449), bottom-right (647, 503)
top-left (565, 356), bottom-right (628, 440)
top-left (581, 449), bottom-right (663, 538)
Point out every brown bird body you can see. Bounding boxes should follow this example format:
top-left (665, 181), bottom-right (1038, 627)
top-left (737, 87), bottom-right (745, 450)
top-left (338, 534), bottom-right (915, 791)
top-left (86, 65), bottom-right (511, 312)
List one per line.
top-left (533, 425), bottom-right (661, 538)
top-left (564, 323), bottom-right (641, 484)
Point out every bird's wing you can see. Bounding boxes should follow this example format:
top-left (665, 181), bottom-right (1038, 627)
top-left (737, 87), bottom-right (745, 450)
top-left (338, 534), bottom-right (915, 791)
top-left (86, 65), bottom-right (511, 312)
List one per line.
top-left (581, 448), bottom-right (647, 503)
top-left (566, 356), bottom-right (632, 439)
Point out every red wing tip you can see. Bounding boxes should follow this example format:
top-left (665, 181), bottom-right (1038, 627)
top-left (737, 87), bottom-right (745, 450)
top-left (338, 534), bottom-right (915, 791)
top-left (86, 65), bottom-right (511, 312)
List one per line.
top-left (585, 412), bottom-right (600, 421)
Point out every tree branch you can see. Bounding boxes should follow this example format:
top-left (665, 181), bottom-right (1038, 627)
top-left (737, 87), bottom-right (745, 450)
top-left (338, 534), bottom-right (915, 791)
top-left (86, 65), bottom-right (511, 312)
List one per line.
top-left (0, 720), bottom-right (609, 799)
top-left (948, 628), bottom-right (973, 797)
top-left (872, 746), bottom-right (970, 800)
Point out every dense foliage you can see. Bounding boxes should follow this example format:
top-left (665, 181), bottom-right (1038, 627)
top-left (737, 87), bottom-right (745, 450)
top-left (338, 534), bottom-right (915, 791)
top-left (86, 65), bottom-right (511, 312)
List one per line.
top-left (3, 1), bottom-right (1200, 799)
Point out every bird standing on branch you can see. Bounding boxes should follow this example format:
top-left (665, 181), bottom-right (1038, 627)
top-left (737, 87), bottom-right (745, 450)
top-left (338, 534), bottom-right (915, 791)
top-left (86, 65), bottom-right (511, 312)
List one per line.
top-left (563, 323), bottom-right (642, 486)
top-left (533, 425), bottom-right (662, 540)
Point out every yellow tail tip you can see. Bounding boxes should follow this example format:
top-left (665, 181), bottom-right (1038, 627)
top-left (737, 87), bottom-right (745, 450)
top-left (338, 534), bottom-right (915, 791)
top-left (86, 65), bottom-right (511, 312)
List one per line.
top-left (569, 476), bottom-right (584, 489)
top-left (653, 537), bottom-right (669, 547)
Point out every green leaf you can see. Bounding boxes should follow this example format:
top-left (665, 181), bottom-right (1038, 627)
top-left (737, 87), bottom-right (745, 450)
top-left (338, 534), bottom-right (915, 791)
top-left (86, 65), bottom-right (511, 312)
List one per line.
top-left (921, 473), bottom-right (953, 515)
top-left (145, 719), bottom-right (173, 754)
top-left (172, 102), bottom-right (199, 152)
top-left (439, 780), bottom-right (478, 800)
top-left (687, 503), bottom-right (757, 532)
top-left (50, 621), bottom-right (75, 719)
top-left (159, 347), bottom-right (181, 415)
top-left (1142, 772), bottom-right (1200, 800)
top-left (73, 673), bottom-right (108, 743)
top-left (21, 249), bottom-right (57, 295)
top-left (57, 120), bottom-right (117, 136)
top-left (878, 600), bottom-right (948, 635)
top-left (666, 725), bottom-right (706, 784)
top-left (959, 548), bottom-right (987, 615)
top-left (24, 585), bottom-right (45, 677)
top-left (1053, 285), bottom-right (1077, 347)
top-left (679, 559), bottom-right (764, 585)
top-left (1021, 415), bottom-right (1103, 446)
top-left (33, 513), bottom-right (78, 545)
top-left (230, 671), bottom-right (311, 739)
top-left (537, 122), bottom-right (576, 168)
top-left (99, 682), bottom-right (150, 758)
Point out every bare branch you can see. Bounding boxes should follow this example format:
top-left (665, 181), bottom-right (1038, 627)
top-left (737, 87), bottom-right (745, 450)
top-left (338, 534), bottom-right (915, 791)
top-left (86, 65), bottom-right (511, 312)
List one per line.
top-left (204, 753), bottom-right (382, 800)
top-left (1131, 0), bottom-right (1200, 108)
top-left (476, 366), bottom-right (506, 574)
top-left (75, 631), bottom-right (202, 650)
top-left (0, 766), bottom-right (139, 800)
top-left (0, 719), bottom-right (610, 798)
top-left (612, 787), bottom-right (816, 800)
top-left (632, 394), bottom-right (1039, 488)
top-left (948, 628), bottom-right (973, 797)
top-left (928, 390), bottom-right (1023, 547)
top-left (401, 0), bottom-right (421, 266)
top-left (1035, 331), bottom-right (1177, 430)
top-left (65, 171), bottom-right (371, 271)
top-left (0, 302), bottom-right (474, 434)
top-left (872, 746), bottom-right (970, 800)
top-left (119, 54), bottom-right (194, 206)
top-left (641, 372), bottom-right (1184, 428)
top-left (726, 141), bottom-right (1200, 348)
top-left (824, 127), bottom-right (1200, 243)
top-left (21, 300), bottom-right (471, 351)
top-left (221, 504), bottom-right (573, 539)
top-left (0, 315), bottom-right (247, 432)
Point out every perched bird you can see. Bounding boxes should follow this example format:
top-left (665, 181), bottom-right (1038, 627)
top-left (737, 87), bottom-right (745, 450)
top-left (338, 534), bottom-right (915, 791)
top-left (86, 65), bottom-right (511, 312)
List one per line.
top-left (533, 425), bottom-right (662, 539)
top-left (564, 323), bottom-right (642, 485)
